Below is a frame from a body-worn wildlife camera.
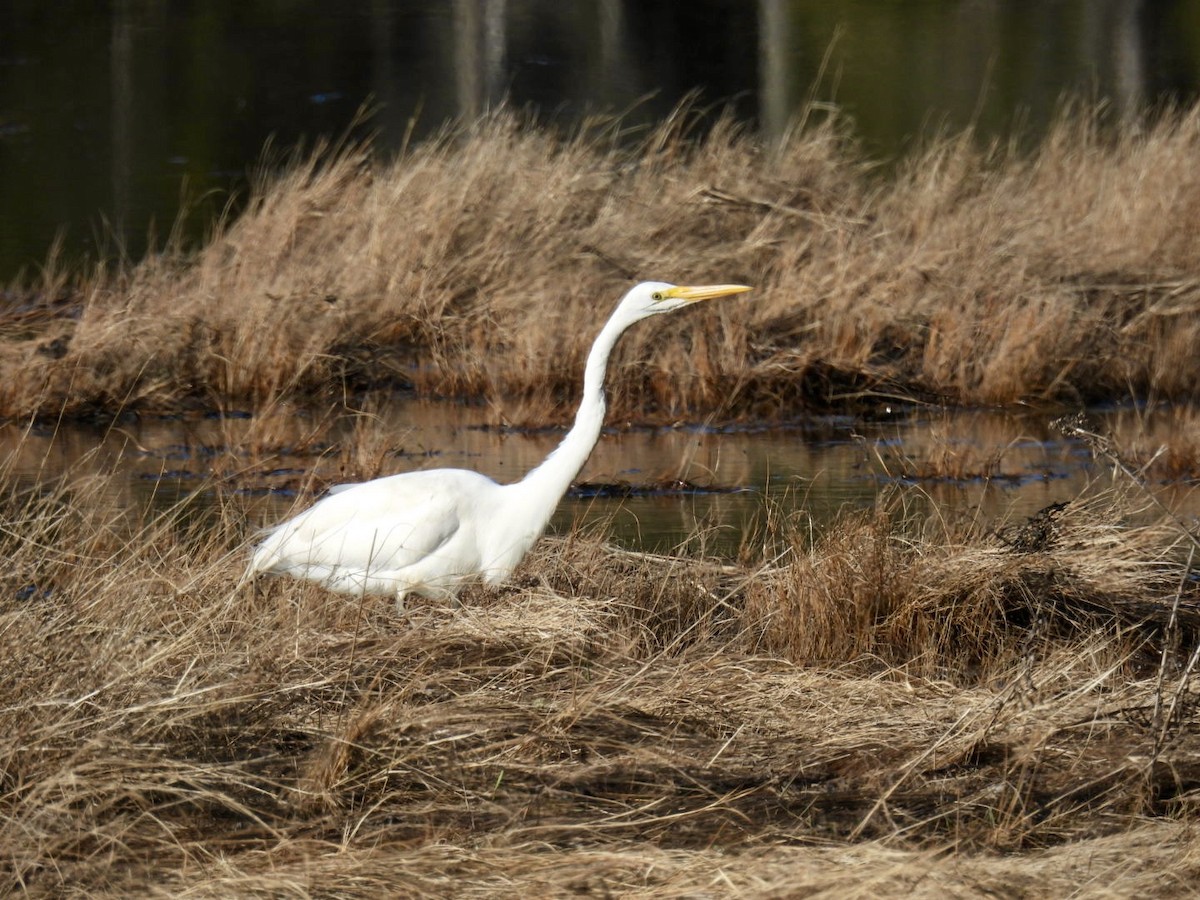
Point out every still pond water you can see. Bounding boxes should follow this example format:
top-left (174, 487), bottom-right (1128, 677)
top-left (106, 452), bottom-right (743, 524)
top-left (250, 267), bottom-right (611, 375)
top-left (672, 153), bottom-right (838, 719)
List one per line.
top-left (4, 1), bottom-right (1200, 280)
top-left (4, 402), bottom-right (1195, 555)
top-left (5, 3), bottom-right (1200, 550)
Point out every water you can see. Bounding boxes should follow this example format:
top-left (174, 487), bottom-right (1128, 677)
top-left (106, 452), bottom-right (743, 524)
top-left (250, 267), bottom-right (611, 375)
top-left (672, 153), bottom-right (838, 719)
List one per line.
top-left (5, 4), bottom-right (1200, 549)
top-left (4, 402), bottom-right (1188, 555)
top-left (3, 1), bottom-right (1200, 281)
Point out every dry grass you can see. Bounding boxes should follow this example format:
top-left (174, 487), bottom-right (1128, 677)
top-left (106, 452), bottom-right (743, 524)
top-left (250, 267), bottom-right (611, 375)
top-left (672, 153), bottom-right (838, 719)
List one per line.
top-left (5, 101), bottom-right (1200, 895)
top-left (2, 452), bottom-right (1200, 896)
top-left (4, 102), bottom-right (1200, 423)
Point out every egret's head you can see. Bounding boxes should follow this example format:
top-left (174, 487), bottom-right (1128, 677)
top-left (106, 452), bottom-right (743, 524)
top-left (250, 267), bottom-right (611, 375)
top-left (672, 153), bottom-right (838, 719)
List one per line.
top-left (617, 281), bottom-right (752, 324)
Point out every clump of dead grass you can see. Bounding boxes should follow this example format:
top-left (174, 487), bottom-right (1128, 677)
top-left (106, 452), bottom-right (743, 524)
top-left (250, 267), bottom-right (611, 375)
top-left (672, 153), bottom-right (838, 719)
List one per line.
top-left (2, 454), bottom-right (1200, 895)
top-left (748, 490), bottom-right (1195, 678)
top-left (4, 102), bottom-right (1200, 423)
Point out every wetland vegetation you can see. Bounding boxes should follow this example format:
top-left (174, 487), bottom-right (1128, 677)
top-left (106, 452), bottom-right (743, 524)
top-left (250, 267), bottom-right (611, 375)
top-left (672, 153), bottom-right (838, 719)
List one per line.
top-left (4, 104), bottom-right (1200, 895)
top-left (5, 102), bottom-right (1200, 422)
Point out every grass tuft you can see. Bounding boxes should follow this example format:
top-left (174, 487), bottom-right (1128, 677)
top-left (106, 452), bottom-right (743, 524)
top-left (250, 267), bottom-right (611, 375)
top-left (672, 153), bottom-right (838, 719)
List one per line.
top-left (5, 103), bottom-right (1200, 422)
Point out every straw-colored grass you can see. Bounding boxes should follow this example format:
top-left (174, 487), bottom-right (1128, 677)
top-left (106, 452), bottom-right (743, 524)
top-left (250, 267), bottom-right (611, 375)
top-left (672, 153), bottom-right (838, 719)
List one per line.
top-left (2, 450), bottom-right (1200, 896)
top-left (5, 101), bottom-right (1200, 895)
top-left (4, 102), bottom-right (1200, 423)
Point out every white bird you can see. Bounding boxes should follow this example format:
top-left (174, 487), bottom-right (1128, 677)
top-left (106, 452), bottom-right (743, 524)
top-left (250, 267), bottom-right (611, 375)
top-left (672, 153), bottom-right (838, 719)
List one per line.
top-left (248, 281), bottom-right (752, 612)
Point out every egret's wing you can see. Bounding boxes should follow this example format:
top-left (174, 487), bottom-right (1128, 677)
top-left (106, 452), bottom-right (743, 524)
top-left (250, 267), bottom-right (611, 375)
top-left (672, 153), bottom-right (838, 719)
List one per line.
top-left (252, 475), bottom-right (466, 578)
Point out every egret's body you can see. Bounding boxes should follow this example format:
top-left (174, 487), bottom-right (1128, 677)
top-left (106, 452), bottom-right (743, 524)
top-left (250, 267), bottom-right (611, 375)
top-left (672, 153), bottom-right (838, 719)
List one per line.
top-left (248, 281), bottom-right (751, 610)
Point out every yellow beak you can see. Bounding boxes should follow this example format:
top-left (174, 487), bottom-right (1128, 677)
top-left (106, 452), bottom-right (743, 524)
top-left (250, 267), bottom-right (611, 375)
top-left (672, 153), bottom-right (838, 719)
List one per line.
top-left (663, 284), bottom-right (753, 303)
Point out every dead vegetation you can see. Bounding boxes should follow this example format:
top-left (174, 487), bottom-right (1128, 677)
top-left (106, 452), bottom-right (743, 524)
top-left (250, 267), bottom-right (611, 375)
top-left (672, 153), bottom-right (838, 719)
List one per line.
top-left (2, 453), bottom-right (1200, 896)
top-left (4, 102), bottom-right (1200, 423)
top-left (4, 101), bottom-right (1200, 895)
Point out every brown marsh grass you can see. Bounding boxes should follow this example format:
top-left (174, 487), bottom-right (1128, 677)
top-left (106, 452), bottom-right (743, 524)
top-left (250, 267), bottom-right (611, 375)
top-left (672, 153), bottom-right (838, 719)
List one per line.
top-left (3, 447), bottom-right (1200, 895)
top-left (5, 102), bottom-right (1200, 896)
top-left (4, 102), bottom-right (1200, 423)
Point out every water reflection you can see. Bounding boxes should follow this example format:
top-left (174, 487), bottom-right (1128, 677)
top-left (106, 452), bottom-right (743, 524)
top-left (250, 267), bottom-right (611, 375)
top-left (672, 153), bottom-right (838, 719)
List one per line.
top-left (4, 402), bottom-right (1193, 556)
top-left (2, 1), bottom-right (1199, 279)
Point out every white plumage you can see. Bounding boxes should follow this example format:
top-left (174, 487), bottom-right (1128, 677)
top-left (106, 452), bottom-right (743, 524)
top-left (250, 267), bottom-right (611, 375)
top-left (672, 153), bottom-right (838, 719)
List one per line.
top-left (247, 281), bottom-right (752, 611)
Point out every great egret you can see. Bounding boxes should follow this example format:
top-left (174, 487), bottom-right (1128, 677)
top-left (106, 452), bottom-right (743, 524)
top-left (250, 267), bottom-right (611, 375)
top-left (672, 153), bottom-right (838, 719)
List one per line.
top-left (248, 281), bottom-right (752, 611)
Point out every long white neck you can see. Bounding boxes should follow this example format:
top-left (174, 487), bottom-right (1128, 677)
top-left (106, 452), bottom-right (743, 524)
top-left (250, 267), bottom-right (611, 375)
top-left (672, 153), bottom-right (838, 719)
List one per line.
top-left (508, 311), bottom-right (631, 528)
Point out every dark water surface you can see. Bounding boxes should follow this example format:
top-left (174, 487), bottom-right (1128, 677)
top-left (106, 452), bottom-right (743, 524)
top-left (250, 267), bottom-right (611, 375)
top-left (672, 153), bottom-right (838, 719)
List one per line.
top-left (3, 1), bottom-right (1200, 281)
top-left (4, 402), bottom-right (1194, 555)
top-left (5, 4), bottom-right (1200, 548)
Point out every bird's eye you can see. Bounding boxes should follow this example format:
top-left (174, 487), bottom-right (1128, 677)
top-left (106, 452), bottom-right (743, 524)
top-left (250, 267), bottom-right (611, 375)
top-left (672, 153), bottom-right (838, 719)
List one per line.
top-left (651, 292), bottom-right (664, 302)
